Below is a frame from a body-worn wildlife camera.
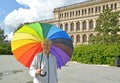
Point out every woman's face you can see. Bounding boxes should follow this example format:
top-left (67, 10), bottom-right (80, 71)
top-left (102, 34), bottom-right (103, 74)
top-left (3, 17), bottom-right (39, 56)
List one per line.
top-left (42, 42), bottom-right (51, 53)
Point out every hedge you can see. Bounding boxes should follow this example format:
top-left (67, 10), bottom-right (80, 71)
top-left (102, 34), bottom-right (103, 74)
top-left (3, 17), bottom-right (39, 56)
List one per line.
top-left (71, 44), bottom-right (120, 66)
top-left (0, 43), bottom-right (12, 55)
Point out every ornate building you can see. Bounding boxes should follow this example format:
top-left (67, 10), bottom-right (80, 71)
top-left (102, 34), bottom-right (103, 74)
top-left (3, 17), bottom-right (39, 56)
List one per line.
top-left (41, 0), bottom-right (120, 45)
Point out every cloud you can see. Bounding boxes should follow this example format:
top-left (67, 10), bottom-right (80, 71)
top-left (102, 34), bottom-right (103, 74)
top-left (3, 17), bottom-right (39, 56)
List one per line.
top-left (5, 32), bottom-right (13, 41)
top-left (3, 0), bottom-right (64, 32)
top-left (3, 0), bottom-right (86, 40)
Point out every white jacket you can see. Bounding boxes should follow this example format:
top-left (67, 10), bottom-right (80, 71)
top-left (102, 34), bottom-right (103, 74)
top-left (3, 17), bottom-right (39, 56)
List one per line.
top-left (29, 52), bottom-right (58, 83)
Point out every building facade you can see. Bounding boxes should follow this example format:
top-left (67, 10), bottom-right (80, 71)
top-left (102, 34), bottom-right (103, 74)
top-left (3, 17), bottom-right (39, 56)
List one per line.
top-left (41, 0), bottom-right (120, 45)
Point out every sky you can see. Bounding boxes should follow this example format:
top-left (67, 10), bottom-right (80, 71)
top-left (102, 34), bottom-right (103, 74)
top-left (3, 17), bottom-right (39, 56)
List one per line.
top-left (0, 0), bottom-right (87, 40)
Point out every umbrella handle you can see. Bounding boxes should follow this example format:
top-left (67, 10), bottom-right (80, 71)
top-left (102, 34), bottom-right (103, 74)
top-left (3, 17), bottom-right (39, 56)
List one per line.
top-left (40, 71), bottom-right (47, 77)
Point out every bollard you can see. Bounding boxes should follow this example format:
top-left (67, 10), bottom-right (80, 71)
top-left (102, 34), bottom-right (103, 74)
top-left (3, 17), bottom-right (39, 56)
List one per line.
top-left (115, 55), bottom-right (120, 67)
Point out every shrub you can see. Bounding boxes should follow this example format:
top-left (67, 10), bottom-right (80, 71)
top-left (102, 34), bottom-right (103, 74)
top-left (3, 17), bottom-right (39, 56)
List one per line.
top-left (71, 44), bottom-right (120, 66)
top-left (0, 43), bottom-right (12, 55)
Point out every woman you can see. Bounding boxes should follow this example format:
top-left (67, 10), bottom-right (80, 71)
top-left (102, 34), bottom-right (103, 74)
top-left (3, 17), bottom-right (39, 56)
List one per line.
top-left (29, 39), bottom-right (58, 83)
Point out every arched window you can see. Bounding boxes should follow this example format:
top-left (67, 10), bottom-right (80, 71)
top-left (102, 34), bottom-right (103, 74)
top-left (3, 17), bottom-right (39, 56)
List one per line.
top-left (103, 5), bottom-right (105, 10)
top-left (60, 24), bottom-right (63, 30)
top-left (73, 11), bottom-right (74, 16)
top-left (64, 13), bottom-right (66, 18)
top-left (76, 22), bottom-right (80, 31)
top-left (91, 8), bottom-right (93, 14)
top-left (75, 10), bottom-right (77, 16)
top-left (106, 4), bottom-right (108, 9)
top-left (98, 6), bottom-right (101, 12)
top-left (59, 14), bottom-right (61, 19)
top-left (82, 9), bottom-right (84, 15)
top-left (76, 35), bottom-right (80, 43)
top-left (65, 23), bottom-right (68, 32)
top-left (79, 10), bottom-right (80, 16)
top-left (83, 34), bottom-right (87, 43)
top-left (95, 7), bottom-right (97, 13)
top-left (70, 22), bottom-right (74, 31)
top-left (111, 4), bottom-right (113, 10)
top-left (89, 34), bottom-right (94, 38)
top-left (85, 9), bottom-right (87, 15)
top-left (89, 20), bottom-right (94, 30)
top-left (88, 8), bottom-right (90, 14)
top-left (82, 21), bottom-right (87, 31)
top-left (114, 3), bottom-right (117, 10)
top-left (71, 35), bottom-right (74, 42)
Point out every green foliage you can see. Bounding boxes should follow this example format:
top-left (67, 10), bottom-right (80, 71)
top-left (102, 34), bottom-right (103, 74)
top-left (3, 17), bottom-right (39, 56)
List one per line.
top-left (0, 43), bottom-right (12, 55)
top-left (89, 7), bottom-right (120, 44)
top-left (0, 28), bottom-right (7, 42)
top-left (71, 44), bottom-right (120, 66)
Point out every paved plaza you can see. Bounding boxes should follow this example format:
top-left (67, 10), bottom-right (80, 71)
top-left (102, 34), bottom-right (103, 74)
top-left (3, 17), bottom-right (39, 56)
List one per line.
top-left (0, 55), bottom-right (120, 83)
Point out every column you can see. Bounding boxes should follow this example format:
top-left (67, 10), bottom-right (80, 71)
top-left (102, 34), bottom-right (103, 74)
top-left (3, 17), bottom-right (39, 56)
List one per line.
top-left (86, 20), bottom-right (89, 31)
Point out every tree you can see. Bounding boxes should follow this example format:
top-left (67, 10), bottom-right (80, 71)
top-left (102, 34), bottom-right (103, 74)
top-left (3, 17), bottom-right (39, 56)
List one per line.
top-left (89, 7), bottom-right (120, 44)
top-left (0, 28), bottom-right (6, 43)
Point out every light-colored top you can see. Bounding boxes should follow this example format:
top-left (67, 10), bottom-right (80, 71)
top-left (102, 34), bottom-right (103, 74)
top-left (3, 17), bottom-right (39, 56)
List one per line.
top-left (29, 52), bottom-right (58, 83)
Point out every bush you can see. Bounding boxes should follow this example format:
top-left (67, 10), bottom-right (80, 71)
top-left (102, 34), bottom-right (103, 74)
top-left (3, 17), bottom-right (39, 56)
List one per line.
top-left (71, 44), bottom-right (120, 66)
top-left (0, 43), bottom-right (12, 55)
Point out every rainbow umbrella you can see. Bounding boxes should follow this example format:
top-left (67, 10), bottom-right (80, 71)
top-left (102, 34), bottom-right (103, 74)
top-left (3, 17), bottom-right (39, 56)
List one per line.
top-left (11, 22), bottom-right (73, 68)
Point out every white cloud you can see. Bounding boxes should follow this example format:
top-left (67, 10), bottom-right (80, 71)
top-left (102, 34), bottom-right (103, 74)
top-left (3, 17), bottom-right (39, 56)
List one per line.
top-left (5, 32), bottom-right (13, 41)
top-left (3, 0), bottom-right (86, 40)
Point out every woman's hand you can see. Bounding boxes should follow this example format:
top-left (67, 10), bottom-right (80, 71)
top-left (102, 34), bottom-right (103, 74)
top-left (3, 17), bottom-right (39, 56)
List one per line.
top-left (35, 68), bottom-right (42, 76)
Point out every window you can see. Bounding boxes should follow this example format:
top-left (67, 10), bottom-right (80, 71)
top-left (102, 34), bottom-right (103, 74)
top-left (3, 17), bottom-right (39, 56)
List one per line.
top-left (89, 20), bottom-right (94, 30)
top-left (82, 21), bottom-right (87, 30)
top-left (76, 35), bottom-right (80, 43)
top-left (83, 34), bottom-right (87, 43)
top-left (59, 14), bottom-right (61, 19)
top-left (111, 4), bottom-right (113, 10)
top-left (73, 11), bottom-right (74, 16)
top-left (60, 24), bottom-right (63, 30)
top-left (61, 13), bottom-right (63, 18)
top-left (114, 3), bottom-right (117, 10)
top-left (64, 13), bottom-right (66, 18)
top-left (103, 5), bottom-right (105, 10)
top-left (89, 34), bottom-right (94, 38)
top-left (95, 7), bottom-right (97, 13)
top-left (85, 9), bottom-right (87, 15)
top-left (79, 10), bottom-right (80, 16)
top-left (70, 22), bottom-right (74, 31)
top-left (106, 4), bottom-right (109, 9)
top-left (76, 10), bottom-right (78, 16)
top-left (88, 8), bottom-right (90, 14)
top-left (91, 8), bottom-right (93, 14)
top-left (76, 22), bottom-right (80, 31)
top-left (65, 23), bottom-right (68, 32)
top-left (82, 9), bottom-right (84, 15)
top-left (98, 6), bottom-right (101, 12)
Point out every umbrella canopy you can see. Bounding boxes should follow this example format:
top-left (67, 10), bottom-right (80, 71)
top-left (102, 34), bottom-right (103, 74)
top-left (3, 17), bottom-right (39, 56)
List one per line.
top-left (11, 22), bottom-right (73, 68)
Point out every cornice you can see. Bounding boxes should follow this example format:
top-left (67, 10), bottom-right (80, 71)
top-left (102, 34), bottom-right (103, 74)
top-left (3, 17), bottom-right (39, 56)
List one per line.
top-left (53, 0), bottom-right (119, 12)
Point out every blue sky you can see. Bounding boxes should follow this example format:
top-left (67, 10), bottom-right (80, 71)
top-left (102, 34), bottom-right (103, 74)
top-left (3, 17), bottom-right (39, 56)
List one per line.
top-left (0, 0), bottom-right (28, 22)
top-left (0, 0), bottom-right (87, 40)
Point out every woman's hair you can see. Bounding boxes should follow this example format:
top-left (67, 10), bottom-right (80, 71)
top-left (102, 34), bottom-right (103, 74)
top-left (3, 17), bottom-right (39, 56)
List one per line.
top-left (42, 39), bottom-right (52, 45)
